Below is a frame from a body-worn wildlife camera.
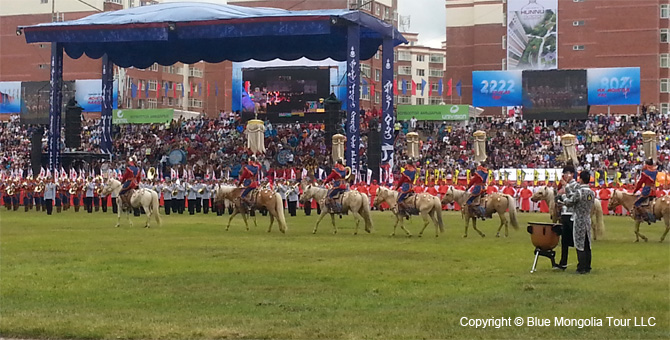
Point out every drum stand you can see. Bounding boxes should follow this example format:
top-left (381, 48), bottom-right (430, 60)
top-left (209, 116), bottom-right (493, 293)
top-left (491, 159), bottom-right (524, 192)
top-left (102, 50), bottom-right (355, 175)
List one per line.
top-left (530, 248), bottom-right (558, 273)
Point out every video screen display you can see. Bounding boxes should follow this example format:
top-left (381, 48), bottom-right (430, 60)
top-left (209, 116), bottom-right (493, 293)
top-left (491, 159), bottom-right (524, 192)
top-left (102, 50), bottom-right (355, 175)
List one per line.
top-left (521, 70), bottom-right (588, 120)
top-left (21, 81), bottom-right (75, 125)
top-left (242, 67), bottom-right (330, 115)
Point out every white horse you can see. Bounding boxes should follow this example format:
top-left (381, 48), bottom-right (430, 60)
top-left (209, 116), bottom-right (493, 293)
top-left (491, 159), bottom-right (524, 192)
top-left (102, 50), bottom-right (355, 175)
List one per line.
top-left (101, 178), bottom-right (161, 228)
top-left (299, 182), bottom-right (373, 235)
top-left (530, 185), bottom-right (605, 240)
top-left (373, 186), bottom-right (444, 237)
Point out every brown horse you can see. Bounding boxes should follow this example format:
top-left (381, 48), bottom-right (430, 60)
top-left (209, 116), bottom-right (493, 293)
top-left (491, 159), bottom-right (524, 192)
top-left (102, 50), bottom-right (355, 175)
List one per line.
top-left (441, 187), bottom-right (519, 238)
top-left (608, 190), bottom-right (670, 242)
top-left (530, 186), bottom-right (605, 240)
top-left (373, 186), bottom-right (444, 237)
top-left (215, 185), bottom-right (287, 233)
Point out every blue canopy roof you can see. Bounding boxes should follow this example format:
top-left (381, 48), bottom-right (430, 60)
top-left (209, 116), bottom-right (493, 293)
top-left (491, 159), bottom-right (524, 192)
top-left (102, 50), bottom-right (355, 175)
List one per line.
top-left (20, 2), bottom-right (407, 68)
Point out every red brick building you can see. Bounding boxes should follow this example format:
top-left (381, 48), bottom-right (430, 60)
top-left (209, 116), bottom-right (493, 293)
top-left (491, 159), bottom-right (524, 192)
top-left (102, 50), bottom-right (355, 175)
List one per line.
top-left (445, 0), bottom-right (669, 116)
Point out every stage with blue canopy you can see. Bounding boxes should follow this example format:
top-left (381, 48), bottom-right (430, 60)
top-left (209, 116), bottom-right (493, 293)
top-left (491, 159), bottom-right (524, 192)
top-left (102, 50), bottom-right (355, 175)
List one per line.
top-left (20, 2), bottom-right (406, 176)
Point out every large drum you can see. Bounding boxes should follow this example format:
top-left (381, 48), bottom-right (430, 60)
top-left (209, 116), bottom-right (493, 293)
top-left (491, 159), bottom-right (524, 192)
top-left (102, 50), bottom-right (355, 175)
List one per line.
top-left (527, 222), bottom-right (562, 273)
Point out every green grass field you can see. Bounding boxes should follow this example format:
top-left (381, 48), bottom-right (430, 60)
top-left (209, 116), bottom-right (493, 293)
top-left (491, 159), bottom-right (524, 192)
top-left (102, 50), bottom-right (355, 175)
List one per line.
top-left (0, 208), bottom-right (668, 340)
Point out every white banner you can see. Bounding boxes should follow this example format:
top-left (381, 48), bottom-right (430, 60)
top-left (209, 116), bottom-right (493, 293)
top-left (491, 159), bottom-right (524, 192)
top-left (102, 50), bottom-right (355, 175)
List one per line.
top-left (507, 0), bottom-right (558, 70)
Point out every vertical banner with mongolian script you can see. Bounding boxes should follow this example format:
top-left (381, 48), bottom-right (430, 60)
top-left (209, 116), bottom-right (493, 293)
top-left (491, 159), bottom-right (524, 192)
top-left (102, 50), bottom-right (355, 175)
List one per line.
top-left (381, 38), bottom-right (395, 173)
top-left (49, 44), bottom-right (63, 172)
top-left (507, 0), bottom-right (557, 70)
top-left (100, 55), bottom-right (114, 154)
top-left (346, 25), bottom-right (361, 177)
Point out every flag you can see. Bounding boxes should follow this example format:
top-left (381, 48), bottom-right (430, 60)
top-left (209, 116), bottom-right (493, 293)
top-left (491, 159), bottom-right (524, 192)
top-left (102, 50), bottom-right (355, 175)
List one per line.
top-left (131, 82), bottom-right (137, 98)
top-left (215, 82), bottom-right (219, 97)
top-left (173, 83), bottom-right (176, 98)
top-left (393, 80), bottom-right (398, 95)
top-left (428, 82), bottom-right (433, 97)
top-left (533, 170), bottom-right (539, 186)
top-left (144, 83), bottom-right (149, 98)
top-left (370, 84), bottom-right (375, 98)
top-left (183, 168), bottom-right (188, 179)
top-left (318, 168), bottom-right (324, 179)
top-left (595, 171), bottom-right (600, 187)
top-left (190, 82), bottom-right (193, 96)
top-left (446, 78), bottom-right (452, 96)
top-left (165, 83), bottom-right (169, 97)
top-left (545, 170), bottom-right (550, 185)
top-left (156, 82), bottom-right (161, 98)
top-left (181, 83), bottom-right (185, 97)
top-left (362, 79), bottom-right (369, 96)
top-left (516, 169), bottom-right (522, 185)
top-left (456, 80), bottom-right (462, 97)
top-left (212, 171), bottom-right (216, 181)
top-left (401, 80), bottom-right (407, 95)
top-left (171, 169), bottom-right (177, 179)
top-left (207, 82), bottom-right (210, 97)
top-left (438, 79), bottom-right (443, 96)
top-left (367, 169), bottom-right (373, 185)
top-left (411, 80), bottom-right (416, 95)
top-left (421, 79), bottom-right (426, 96)
top-left (198, 83), bottom-right (202, 97)
top-left (301, 168), bottom-right (308, 178)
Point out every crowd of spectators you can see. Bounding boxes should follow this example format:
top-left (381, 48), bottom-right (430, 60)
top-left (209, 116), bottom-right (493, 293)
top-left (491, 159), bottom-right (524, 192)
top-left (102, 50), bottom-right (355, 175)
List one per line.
top-left (1, 106), bottom-right (669, 182)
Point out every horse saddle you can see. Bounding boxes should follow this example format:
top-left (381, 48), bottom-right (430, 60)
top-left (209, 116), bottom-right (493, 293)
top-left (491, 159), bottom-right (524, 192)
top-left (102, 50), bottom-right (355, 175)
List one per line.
top-left (328, 192), bottom-right (345, 213)
top-left (639, 196), bottom-right (653, 207)
top-left (404, 194), bottom-right (419, 215)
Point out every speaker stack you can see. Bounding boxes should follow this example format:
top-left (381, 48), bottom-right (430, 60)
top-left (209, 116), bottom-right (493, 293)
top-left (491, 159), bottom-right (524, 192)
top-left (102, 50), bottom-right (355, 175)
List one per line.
top-left (64, 98), bottom-right (82, 148)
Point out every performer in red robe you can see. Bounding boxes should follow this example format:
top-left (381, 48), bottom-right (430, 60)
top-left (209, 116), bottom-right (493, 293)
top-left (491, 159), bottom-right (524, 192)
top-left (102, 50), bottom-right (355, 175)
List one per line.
top-left (599, 186), bottom-right (611, 215)
top-left (519, 185), bottom-right (533, 212)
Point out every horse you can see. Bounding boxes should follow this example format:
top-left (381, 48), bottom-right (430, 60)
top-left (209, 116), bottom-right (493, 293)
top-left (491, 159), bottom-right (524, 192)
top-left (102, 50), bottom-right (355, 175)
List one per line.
top-left (441, 187), bottom-right (519, 238)
top-left (608, 190), bottom-right (670, 242)
top-left (214, 185), bottom-right (287, 233)
top-left (530, 186), bottom-right (605, 240)
top-left (373, 187), bottom-right (444, 237)
top-left (298, 182), bottom-right (373, 235)
top-left (101, 178), bottom-right (161, 228)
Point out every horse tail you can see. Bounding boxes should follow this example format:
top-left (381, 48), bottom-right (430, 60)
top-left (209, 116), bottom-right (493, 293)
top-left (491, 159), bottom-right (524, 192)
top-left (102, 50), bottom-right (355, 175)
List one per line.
top-left (274, 192), bottom-right (288, 233)
top-left (360, 193), bottom-right (373, 233)
top-left (153, 192), bottom-right (162, 226)
top-left (434, 197), bottom-right (445, 233)
top-left (506, 195), bottom-right (519, 230)
top-left (594, 201), bottom-right (605, 238)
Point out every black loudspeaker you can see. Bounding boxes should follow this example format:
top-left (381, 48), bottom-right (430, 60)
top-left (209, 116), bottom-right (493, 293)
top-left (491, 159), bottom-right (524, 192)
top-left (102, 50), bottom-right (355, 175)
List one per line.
top-left (324, 93), bottom-right (343, 146)
top-left (367, 121), bottom-right (381, 182)
top-left (31, 126), bottom-right (44, 175)
top-left (65, 98), bottom-right (83, 148)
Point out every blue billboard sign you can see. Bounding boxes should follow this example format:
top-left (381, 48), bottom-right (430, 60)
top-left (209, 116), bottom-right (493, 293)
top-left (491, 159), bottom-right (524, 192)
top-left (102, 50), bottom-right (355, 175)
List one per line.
top-left (75, 79), bottom-right (118, 112)
top-left (472, 70), bottom-right (522, 107)
top-left (587, 67), bottom-right (640, 105)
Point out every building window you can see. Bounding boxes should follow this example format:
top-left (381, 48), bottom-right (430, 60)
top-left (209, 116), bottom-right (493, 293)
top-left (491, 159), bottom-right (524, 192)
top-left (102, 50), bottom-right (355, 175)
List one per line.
top-left (429, 69), bottom-right (444, 78)
top-left (189, 98), bottom-right (203, 108)
top-left (41, 0), bottom-right (48, 4)
top-left (573, 0), bottom-right (585, 2)
top-left (188, 67), bottom-right (203, 78)
top-left (374, 91), bottom-right (381, 104)
top-left (415, 98), bottom-right (425, 105)
top-left (361, 64), bottom-right (371, 78)
top-left (375, 4), bottom-right (381, 16)
top-left (660, 103), bottom-right (669, 115)
top-left (502, 12), bottom-right (506, 27)
top-left (573, 20), bottom-right (585, 26)
top-left (573, 45), bottom-right (585, 50)
top-left (375, 50), bottom-right (380, 59)
top-left (148, 80), bottom-right (157, 91)
top-left (502, 58), bottom-right (507, 70)
top-left (661, 4), bottom-right (669, 18)
top-left (168, 97), bottom-right (174, 106)
top-left (375, 69), bottom-right (381, 82)
top-left (398, 96), bottom-right (411, 104)
top-left (398, 66), bottom-right (412, 75)
top-left (150, 63), bottom-right (159, 72)
top-left (661, 29), bottom-right (669, 43)
top-left (430, 97), bottom-right (443, 105)
top-left (360, 91), bottom-right (371, 101)
top-left (416, 82), bottom-right (423, 92)
top-left (661, 54), bottom-right (669, 68)
top-left (38, 64), bottom-right (48, 69)
top-left (397, 51), bottom-right (411, 61)
top-left (661, 79), bottom-right (669, 93)
top-left (502, 35), bottom-right (506, 49)
top-left (416, 54), bottom-right (425, 62)
top-left (147, 99), bottom-right (158, 109)
top-left (429, 54), bottom-right (444, 63)
top-left (416, 69), bottom-right (425, 76)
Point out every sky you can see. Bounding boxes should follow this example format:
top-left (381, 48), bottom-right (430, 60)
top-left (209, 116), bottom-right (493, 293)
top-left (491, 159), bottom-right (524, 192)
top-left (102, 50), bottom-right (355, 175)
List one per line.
top-left (397, 0), bottom-right (446, 48)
